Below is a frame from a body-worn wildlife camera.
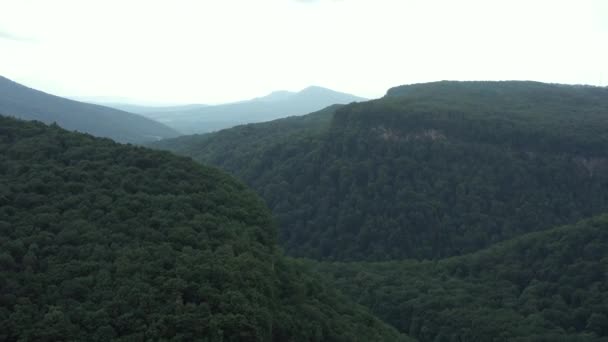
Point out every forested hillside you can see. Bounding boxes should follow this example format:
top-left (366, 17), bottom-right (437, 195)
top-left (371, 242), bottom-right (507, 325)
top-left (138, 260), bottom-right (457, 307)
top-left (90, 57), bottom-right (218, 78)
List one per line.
top-left (0, 116), bottom-right (410, 341)
top-left (0, 76), bottom-right (179, 143)
top-left (152, 81), bottom-right (608, 261)
top-left (315, 215), bottom-right (608, 341)
top-left (152, 104), bottom-right (339, 158)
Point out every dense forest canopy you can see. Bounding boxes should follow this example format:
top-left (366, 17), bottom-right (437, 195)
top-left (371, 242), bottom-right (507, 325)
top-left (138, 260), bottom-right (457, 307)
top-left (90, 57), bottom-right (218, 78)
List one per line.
top-left (315, 215), bottom-right (608, 341)
top-left (0, 76), bottom-right (179, 143)
top-left (0, 115), bottom-right (410, 341)
top-left (152, 81), bottom-right (608, 261)
top-left (5, 80), bottom-right (608, 341)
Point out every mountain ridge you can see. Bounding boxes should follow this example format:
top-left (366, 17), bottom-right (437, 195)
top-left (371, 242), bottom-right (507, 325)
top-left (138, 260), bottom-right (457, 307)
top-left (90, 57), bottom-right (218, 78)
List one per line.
top-left (152, 80), bottom-right (608, 261)
top-left (0, 76), bottom-right (179, 143)
top-left (111, 86), bottom-right (366, 134)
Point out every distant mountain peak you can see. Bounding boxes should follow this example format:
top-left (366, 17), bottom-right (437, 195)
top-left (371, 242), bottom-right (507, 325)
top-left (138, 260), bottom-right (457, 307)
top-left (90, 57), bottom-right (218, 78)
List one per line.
top-left (269, 90), bottom-right (294, 96)
top-left (251, 86), bottom-right (365, 105)
top-left (297, 85), bottom-right (355, 96)
top-left (293, 86), bottom-right (367, 103)
top-left (299, 85), bottom-right (331, 92)
top-left (254, 90), bottom-right (295, 102)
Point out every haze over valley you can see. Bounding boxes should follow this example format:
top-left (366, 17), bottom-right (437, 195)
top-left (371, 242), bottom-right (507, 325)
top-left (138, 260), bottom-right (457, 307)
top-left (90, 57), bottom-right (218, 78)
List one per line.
top-left (0, 76), bottom-right (179, 143)
top-left (85, 85), bottom-right (366, 134)
top-left (1, 75), bottom-right (364, 136)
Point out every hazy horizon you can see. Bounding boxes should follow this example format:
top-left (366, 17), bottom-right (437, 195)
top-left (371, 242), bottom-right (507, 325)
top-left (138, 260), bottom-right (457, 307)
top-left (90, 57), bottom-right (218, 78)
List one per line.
top-left (67, 84), bottom-right (366, 106)
top-left (1, 0), bottom-right (607, 104)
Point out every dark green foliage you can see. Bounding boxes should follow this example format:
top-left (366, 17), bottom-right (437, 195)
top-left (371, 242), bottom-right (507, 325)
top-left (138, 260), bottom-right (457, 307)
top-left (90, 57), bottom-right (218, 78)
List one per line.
top-left (156, 82), bottom-right (608, 260)
top-left (315, 215), bottom-right (608, 341)
top-left (0, 76), bottom-right (179, 143)
top-left (130, 81), bottom-right (608, 341)
top-left (0, 116), bottom-right (408, 341)
top-left (153, 81), bottom-right (608, 261)
top-left (380, 81), bottom-right (608, 156)
top-left (152, 104), bottom-right (338, 159)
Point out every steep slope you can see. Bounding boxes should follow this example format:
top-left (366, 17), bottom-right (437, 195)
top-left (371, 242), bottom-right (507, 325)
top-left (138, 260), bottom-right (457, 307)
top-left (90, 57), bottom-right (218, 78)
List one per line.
top-left (0, 76), bottom-right (179, 143)
top-left (142, 86), bottom-right (365, 134)
top-left (0, 115), bottom-right (410, 341)
top-left (315, 214), bottom-right (608, 341)
top-left (153, 81), bottom-right (608, 261)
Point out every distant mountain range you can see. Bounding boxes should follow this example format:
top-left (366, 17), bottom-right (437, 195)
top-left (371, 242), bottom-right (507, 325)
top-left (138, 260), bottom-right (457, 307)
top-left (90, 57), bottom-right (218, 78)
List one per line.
top-left (93, 86), bottom-right (366, 134)
top-left (0, 76), bottom-right (179, 143)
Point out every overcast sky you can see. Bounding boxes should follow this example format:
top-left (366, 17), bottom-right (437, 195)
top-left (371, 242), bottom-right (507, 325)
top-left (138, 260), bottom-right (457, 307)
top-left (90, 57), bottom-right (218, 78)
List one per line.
top-left (1, 0), bottom-right (607, 104)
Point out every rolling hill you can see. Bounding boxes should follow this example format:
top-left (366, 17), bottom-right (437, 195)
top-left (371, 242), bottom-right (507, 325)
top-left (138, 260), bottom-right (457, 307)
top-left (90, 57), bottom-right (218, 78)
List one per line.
top-left (0, 76), bottom-right (179, 143)
top-left (125, 86), bottom-right (365, 134)
top-left (152, 81), bottom-right (608, 261)
top-left (0, 115), bottom-right (411, 341)
top-left (315, 214), bottom-right (608, 341)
